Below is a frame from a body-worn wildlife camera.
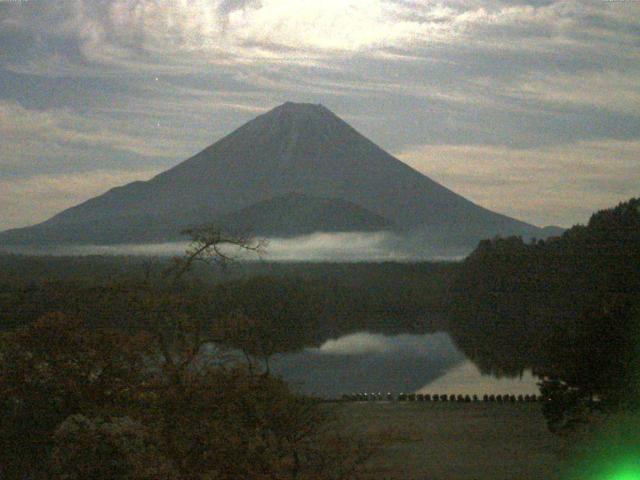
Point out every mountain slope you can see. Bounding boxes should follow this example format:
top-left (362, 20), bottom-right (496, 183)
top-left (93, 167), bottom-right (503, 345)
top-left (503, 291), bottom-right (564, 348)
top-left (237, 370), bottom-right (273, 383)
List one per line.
top-left (217, 193), bottom-right (394, 236)
top-left (0, 193), bottom-right (393, 245)
top-left (1, 102), bottom-right (547, 247)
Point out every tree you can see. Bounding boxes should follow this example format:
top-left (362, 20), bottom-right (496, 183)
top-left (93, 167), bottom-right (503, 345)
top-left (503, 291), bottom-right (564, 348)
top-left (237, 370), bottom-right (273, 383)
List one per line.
top-left (448, 198), bottom-right (640, 433)
top-left (0, 312), bottom-right (149, 478)
top-left (0, 225), bottom-right (379, 478)
top-left (209, 275), bottom-right (325, 373)
top-left (50, 414), bottom-right (177, 480)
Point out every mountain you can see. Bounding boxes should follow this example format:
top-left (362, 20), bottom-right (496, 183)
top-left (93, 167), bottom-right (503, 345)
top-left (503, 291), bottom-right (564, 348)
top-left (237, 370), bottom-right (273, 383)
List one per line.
top-left (217, 193), bottom-right (394, 236)
top-left (0, 102), bottom-right (554, 249)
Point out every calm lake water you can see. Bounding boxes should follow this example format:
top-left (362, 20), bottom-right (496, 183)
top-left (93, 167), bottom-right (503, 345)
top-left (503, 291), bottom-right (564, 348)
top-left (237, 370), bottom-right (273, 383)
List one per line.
top-left (269, 331), bottom-right (540, 398)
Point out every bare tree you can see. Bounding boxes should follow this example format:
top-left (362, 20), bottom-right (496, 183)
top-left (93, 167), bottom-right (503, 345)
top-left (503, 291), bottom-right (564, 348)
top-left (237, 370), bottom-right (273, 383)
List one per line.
top-left (165, 225), bottom-right (266, 284)
top-left (141, 225), bottom-right (266, 378)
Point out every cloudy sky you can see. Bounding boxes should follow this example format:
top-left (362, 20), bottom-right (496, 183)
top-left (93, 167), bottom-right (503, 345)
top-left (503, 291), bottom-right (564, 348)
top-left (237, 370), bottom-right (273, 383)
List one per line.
top-left (1, 0), bottom-right (638, 231)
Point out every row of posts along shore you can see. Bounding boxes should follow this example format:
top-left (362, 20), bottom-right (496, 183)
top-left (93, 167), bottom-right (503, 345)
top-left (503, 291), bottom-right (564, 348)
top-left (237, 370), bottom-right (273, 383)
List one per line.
top-left (341, 393), bottom-right (546, 403)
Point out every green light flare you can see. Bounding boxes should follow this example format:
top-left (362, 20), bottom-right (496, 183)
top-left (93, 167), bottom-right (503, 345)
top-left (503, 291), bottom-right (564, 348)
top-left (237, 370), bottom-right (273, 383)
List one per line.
top-left (602, 463), bottom-right (640, 480)
top-left (562, 413), bottom-right (640, 480)
top-left (577, 458), bottom-right (640, 480)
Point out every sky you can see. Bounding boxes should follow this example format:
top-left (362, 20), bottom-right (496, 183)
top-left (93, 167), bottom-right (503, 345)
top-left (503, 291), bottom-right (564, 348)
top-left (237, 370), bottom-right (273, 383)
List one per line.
top-left (1, 0), bottom-right (639, 231)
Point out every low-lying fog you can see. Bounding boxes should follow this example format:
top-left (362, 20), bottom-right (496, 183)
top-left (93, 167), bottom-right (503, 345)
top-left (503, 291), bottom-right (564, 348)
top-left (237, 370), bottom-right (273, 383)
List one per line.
top-left (4, 231), bottom-right (468, 261)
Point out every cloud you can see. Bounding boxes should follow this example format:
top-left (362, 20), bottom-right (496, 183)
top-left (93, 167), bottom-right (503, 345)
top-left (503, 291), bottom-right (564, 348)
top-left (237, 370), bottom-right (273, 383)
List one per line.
top-left (417, 361), bottom-right (540, 395)
top-left (316, 331), bottom-right (459, 357)
top-left (5, 2), bottom-right (640, 124)
top-left (398, 139), bottom-right (640, 227)
top-left (0, 100), bottom-right (193, 176)
top-left (4, 1), bottom-right (639, 77)
top-left (1, 0), bottom-right (639, 230)
top-left (515, 71), bottom-right (640, 116)
top-left (317, 332), bottom-right (393, 356)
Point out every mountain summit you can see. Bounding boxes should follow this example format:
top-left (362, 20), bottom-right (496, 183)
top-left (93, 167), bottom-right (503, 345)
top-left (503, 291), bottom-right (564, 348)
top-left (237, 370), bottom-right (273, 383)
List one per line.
top-left (0, 102), bottom-right (548, 249)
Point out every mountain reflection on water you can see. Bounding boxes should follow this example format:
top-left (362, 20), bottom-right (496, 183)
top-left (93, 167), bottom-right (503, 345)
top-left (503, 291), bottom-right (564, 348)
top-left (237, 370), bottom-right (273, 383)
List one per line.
top-left (269, 332), bottom-right (540, 399)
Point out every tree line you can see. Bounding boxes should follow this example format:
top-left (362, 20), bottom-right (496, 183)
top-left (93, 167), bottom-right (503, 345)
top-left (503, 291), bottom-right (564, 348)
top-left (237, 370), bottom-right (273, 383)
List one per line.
top-left (448, 198), bottom-right (640, 431)
top-left (0, 255), bottom-right (455, 344)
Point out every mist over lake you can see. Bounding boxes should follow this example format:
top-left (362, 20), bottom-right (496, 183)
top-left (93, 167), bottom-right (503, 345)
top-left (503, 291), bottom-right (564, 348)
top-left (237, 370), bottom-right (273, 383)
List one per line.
top-left (1, 231), bottom-right (467, 261)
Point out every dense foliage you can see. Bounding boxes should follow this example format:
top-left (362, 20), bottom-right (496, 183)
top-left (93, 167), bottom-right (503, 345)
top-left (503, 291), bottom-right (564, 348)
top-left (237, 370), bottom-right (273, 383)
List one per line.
top-left (0, 313), bottom-right (377, 479)
top-left (0, 232), bottom-right (386, 479)
top-left (0, 257), bottom-right (455, 343)
top-left (449, 198), bottom-right (640, 430)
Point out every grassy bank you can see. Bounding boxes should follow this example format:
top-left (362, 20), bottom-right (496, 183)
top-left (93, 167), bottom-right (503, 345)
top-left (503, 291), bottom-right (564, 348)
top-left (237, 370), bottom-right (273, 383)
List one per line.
top-left (334, 401), bottom-right (561, 480)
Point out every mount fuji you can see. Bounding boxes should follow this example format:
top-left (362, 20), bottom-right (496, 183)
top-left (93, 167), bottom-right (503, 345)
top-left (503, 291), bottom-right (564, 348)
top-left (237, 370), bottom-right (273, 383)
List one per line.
top-left (0, 102), bottom-right (559, 251)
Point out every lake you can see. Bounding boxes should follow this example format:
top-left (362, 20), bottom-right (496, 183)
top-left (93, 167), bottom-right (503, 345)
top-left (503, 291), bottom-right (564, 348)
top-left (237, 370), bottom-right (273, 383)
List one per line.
top-left (269, 331), bottom-right (540, 398)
